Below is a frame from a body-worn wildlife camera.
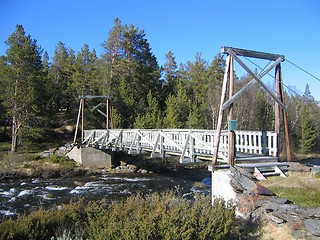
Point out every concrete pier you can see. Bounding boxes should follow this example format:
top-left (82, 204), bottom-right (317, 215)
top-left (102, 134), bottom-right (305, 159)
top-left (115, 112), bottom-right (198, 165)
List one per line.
top-left (67, 146), bottom-right (114, 168)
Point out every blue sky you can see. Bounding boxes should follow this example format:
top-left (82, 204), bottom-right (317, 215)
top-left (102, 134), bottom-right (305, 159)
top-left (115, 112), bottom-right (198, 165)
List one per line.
top-left (1, 0), bottom-right (320, 99)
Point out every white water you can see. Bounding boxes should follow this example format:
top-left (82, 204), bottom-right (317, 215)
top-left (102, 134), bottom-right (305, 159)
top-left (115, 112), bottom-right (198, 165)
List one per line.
top-left (0, 169), bottom-right (211, 218)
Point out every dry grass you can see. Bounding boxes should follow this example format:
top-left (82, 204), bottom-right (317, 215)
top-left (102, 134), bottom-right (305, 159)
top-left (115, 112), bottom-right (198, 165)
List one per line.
top-left (256, 222), bottom-right (297, 240)
top-left (262, 172), bottom-right (320, 208)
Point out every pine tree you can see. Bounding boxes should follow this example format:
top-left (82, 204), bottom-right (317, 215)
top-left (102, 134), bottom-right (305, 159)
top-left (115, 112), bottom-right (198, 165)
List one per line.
top-left (0, 56), bottom-right (8, 127)
top-left (71, 44), bottom-right (98, 99)
top-left (187, 102), bottom-right (202, 129)
top-left (254, 90), bottom-right (274, 131)
top-left (163, 51), bottom-right (178, 96)
top-left (134, 91), bottom-right (161, 128)
top-left (101, 18), bottom-right (161, 127)
top-left (300, 107), bottom-right (317, 153)
top-left (3, 25), bottom-right (44, 151)
top-left (163, 82), bottom-right (189, 128)
top-left (303, 83), bottom-right (314, 102)
top-left (207, 54), bottom-right (225, 129)
top-left (50, 41), bottom-right (75, 112)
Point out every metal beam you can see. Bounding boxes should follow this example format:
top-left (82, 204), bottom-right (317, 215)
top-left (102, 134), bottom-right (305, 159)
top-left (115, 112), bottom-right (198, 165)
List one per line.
top-left (228, 49), bottom-right (286, 111)
top-left (221, 46), bottom-right (285, 61)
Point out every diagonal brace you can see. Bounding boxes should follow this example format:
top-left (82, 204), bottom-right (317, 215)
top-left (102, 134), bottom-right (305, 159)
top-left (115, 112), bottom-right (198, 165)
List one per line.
top-left (222, 56), bottom-right (284, 110)
top-left (227, 49), bottom-right (286, 111)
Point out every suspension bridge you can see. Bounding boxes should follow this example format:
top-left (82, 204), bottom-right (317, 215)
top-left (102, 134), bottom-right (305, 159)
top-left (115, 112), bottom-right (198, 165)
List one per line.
top-left (67, 46), bottom-right (301, 180)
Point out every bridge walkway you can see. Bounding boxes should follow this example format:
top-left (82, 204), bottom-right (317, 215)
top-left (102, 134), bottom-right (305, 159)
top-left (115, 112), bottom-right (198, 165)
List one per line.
top-left (81, 129), bottom-right (278, 163)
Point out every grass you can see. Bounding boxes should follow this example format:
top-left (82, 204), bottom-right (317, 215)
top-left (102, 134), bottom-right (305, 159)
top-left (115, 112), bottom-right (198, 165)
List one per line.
top-left (262, 172), bottom-right (320, 208)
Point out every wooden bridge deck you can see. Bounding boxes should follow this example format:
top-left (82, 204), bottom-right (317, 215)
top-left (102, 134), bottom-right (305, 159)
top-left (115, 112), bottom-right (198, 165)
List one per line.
top-left (80, 129), bottom-right (279, 164)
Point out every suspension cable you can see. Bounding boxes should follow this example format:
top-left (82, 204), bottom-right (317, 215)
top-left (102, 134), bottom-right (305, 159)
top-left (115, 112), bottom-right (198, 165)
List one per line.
top-left (286, 58), bottom-right (320, 82)
top-left (231, 48), bottom-right (306, 99)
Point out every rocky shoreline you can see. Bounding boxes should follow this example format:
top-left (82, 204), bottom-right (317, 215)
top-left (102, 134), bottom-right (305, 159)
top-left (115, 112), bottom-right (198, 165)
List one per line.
top-left (0, 148), bottom-right (190, 180)
top-left (233, 163), bottom-right (320, 239)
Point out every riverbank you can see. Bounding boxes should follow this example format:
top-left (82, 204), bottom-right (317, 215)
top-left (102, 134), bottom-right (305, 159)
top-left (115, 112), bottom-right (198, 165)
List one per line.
top-left (1, 148), bottom-right (320, 239)
top-left (0, 153), bottom-right (92, 179)
top-left (0, 146), bottom-right (211, 180)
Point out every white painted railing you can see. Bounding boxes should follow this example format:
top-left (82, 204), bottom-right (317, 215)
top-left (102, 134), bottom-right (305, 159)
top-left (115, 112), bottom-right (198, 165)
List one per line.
top-left (235, 130), bottom-right (277, 157)
top-left (82, 129), bottom-right (277, 163)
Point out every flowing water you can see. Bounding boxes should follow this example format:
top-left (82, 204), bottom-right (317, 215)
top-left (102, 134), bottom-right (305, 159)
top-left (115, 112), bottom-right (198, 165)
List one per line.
top-left (0, 169), bottom-right (211, 219)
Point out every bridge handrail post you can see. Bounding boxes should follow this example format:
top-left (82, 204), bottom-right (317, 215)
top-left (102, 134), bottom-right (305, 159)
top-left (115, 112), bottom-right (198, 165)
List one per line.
top-left (190, 132), bottom-right (195, 163)
top-left (137, 131), bottom-right (141, 154)
top-left (160, 131), bottom-right (164, 157)
top-left (262, 131), bottom-right (267, 155)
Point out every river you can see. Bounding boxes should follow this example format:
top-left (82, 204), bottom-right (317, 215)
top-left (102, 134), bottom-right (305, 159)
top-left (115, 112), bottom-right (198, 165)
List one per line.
top-left (1, 158), bottom-right (318, 220)
top-left (0, 168), bottom-right (211, 219)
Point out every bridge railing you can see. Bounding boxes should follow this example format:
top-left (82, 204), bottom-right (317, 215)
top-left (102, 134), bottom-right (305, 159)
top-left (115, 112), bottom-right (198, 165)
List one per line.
top-left (235, 130), bottom-right (277, 156)
top-left (82, 129), bottom-right (277, 163)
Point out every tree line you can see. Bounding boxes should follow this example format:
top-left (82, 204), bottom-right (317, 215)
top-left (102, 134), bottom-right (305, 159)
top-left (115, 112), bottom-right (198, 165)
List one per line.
top-left (0, 19), bottom-right (319, 155)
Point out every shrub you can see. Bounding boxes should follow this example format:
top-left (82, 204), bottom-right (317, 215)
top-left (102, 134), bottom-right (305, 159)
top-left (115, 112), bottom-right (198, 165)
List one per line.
top-left (0, 200), bottom-right (87, 240)
top-left (0, 192), bottom-right (236, 240)
top-left (86, 192), bottom-right (236, 240)
top-left (46, 154), bottom-right (70, 164)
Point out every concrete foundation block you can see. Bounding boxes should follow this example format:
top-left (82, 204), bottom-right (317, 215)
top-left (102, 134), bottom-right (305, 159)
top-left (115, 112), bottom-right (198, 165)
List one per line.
top-left (67, 146), bottom-right (114, 168)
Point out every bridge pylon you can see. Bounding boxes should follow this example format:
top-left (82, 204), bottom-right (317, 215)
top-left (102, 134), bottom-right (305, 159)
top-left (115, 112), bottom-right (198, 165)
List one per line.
top-left (212, 47), bottom-right (291, 167)
top-left (73, 95), bottom-right (113, 145)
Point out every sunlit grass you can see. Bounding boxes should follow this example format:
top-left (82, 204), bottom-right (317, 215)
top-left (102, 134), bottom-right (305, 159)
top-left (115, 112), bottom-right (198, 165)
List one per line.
top-left (262, 173), bottom-right (320, 208)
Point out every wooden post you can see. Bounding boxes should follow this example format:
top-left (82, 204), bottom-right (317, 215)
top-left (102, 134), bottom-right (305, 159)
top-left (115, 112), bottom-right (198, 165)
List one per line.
top-left (106, 99), bottom-right (109, 129)
top-left (73, 98), bottom-right (83, 144)
top-left (275, 67), bottom-right (281, 138)
top-left (81, 98), bottom-right (84, 142)
top-left (276, 64), bottom-right (292, 161)
top-left (212, 55), bottom-right (231, 166)
top-left (228, 56), bottom-right (235, 165)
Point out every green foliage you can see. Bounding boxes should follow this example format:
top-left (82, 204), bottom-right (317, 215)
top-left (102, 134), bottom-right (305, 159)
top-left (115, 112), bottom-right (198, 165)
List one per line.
top-left (300, 107), bottom-right (317, 153)
top-left (71, 44), bottom-right (98, 99)
top-left (134, 90), bottom-right (161, 128)
top-left (49, 41), bottom-right (75, 112)
top-left (0, 200), bottom-right (87, 240)
top-left (46, 154), bottom-right (70, 164)
top-left (3, 25), bottom-right (46, 152)
top-left (0, 192), bottom-right (236, 240)
top-left (101, 18), bottom-right (161, 127)
top-left (187, 102), bottom-right (203, 129)
top-left (254, 90), bottom-right (274, 131)
top-left (163, 82), bottom-right (190, 128)
top-left (2, 20), bottom-right (320, 157)
top-left (163, 51), bottom-right (178, 98)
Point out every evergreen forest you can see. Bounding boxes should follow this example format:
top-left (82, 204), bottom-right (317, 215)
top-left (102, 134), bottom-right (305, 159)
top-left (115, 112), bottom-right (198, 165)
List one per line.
top-left (0, 19), bottom-right (319, 156)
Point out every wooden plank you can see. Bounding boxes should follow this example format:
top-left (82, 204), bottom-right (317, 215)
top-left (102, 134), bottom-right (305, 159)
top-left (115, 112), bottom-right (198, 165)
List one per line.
top-left (236, 162), bottom-right (288, 168)
top-left (73, 99), bottom-right (83, 144)
top-left (276, 64), bottom-right (292, 161)
top-left (212, 55), bottom-right (231, 166)
top-left (81, 95), bottom-right (111, 99)
top-left (221, 46), bottom-right (285, 61)
top-left (81, 98), bottom-right (84, 142)
top-left (228, 56), bottom-right (235, 165)
top-left (253, 167), bottom-right (266, 180)
top-left (275, 64), bottom-right (281, 136)
top-left (275, 166), bottom-right (287, 178)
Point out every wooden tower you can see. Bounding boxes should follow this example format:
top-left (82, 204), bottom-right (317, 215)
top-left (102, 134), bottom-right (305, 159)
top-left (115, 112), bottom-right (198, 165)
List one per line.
top-left (212, 47), bottom-right (291, 166)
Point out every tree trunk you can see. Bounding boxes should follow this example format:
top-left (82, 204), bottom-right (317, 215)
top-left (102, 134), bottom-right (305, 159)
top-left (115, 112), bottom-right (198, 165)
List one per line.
top-left (11, 117), bottom-right (20, 152)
